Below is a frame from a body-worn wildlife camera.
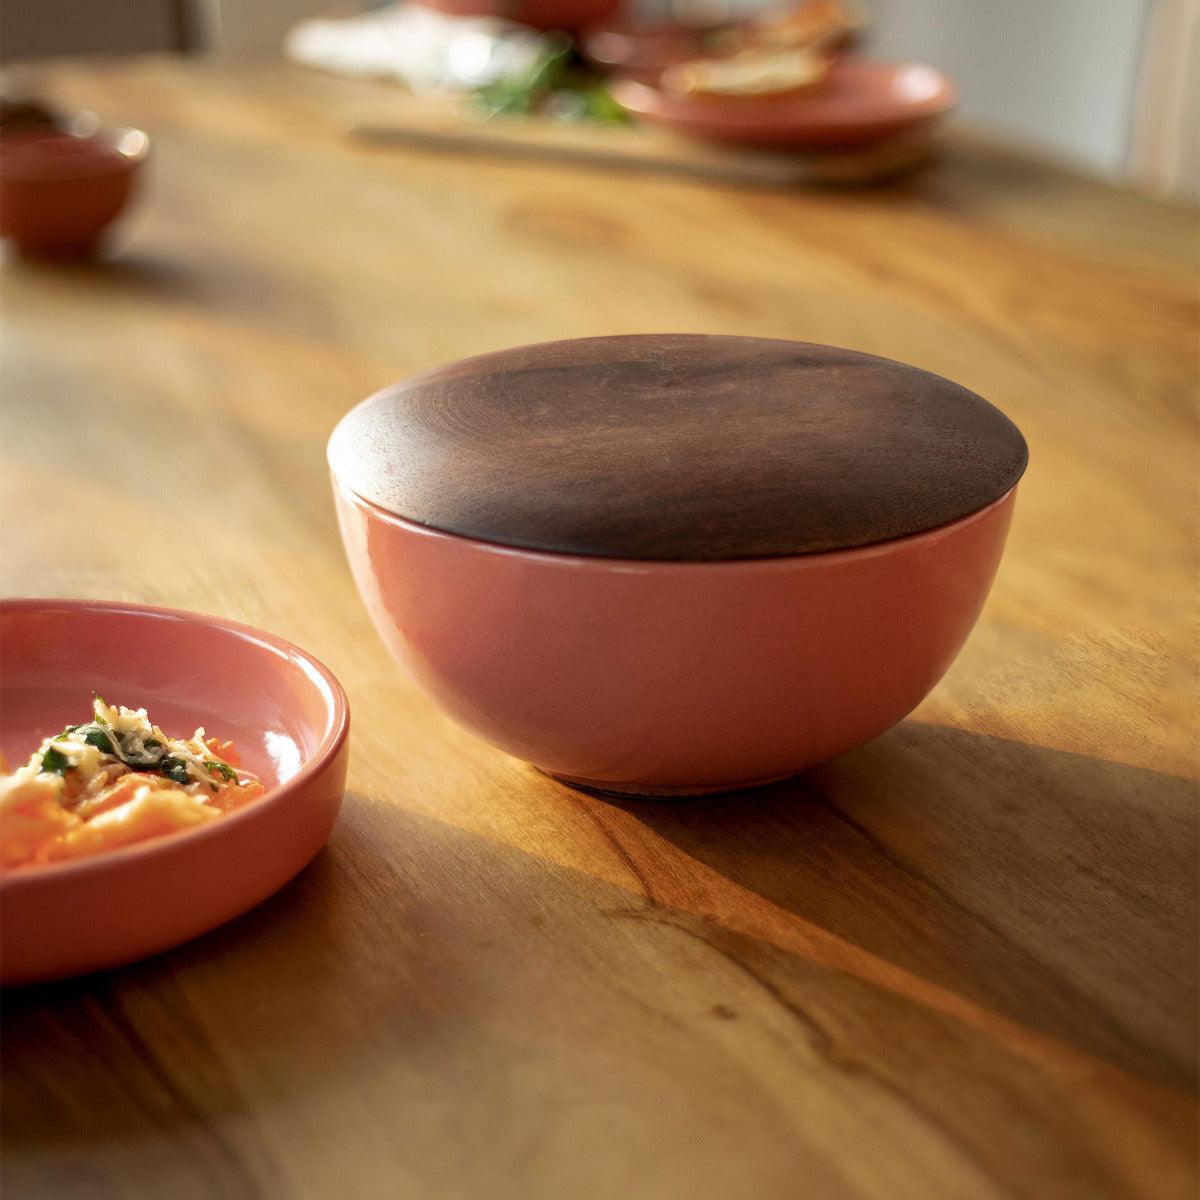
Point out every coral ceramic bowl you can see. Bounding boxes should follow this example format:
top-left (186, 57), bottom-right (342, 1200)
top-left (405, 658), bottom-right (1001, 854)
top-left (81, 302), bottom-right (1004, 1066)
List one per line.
top-left (333, 484), bottom-right (1015, 794)
top-left (0, 121), bottom-right (148, 256)
top-left (0, 599), bottom-right (349, 985)
top-left (329, 335), bottom-right (1026, 796)
top-left (410, 0), bottom-right (619, 30)
top-left (579, 18), bottom-right (719, 76)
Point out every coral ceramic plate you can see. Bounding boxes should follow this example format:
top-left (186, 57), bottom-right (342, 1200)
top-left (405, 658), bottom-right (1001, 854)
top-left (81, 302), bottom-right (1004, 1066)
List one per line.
top-left (0, 599), bottom-right (350, 986)
top-left (612, 58), bottom-right (957, 148)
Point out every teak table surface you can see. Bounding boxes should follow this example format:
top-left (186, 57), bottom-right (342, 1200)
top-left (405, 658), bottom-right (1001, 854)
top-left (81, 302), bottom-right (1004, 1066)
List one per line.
top-left (1, 57), bottom-right (1197, 1200)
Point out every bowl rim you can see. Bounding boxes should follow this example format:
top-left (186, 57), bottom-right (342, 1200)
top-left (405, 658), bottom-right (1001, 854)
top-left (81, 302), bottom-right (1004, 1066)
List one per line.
top-left (0, 119), bottom-right (151, 182)
top-left (332, 473), bottom-right (1018, 569)
top-left (0, 597), bottom-right (350, 890)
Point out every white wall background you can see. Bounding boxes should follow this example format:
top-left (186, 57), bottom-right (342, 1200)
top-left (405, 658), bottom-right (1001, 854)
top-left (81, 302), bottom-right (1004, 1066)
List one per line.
top-left (51, 0), bottom-right (1181, 196)
top-left (863, 0), bottom-right (1154, 178)
top-left (633, 0), bottom-right (1179, 186)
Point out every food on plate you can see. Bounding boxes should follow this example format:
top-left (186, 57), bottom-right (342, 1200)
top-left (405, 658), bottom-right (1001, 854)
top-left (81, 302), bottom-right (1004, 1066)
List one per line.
top-left (1, 696), bottom-right (264, 870)
top-left (689, 0), bottom-right (865, 59)
top-left (656, 0), bottom-right (863, 98)
top-left (471, 33), bottom-right (629, 123)
top-left (747, 0), bottom-right (866, 51)
top-left (661, 46), bottom-right (829, 97)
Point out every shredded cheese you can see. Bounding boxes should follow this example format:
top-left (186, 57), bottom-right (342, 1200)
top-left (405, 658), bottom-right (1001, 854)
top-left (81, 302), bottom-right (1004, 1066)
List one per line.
top-left (1, 697), bottom-right (264, 869)
top-left (662, 48), bottom-right (829, 97)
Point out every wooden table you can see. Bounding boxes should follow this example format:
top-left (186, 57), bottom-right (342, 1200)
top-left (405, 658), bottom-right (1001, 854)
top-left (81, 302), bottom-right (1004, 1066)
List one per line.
top-left (2, 57), bottom-right (1197, 1200)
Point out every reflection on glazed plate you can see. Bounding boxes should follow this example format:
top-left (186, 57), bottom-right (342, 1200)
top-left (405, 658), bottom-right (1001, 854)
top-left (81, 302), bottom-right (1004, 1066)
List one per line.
top-left (895, 64), bottom-right (946, 103)
top-left (0, 598), bottom-right (350, 986)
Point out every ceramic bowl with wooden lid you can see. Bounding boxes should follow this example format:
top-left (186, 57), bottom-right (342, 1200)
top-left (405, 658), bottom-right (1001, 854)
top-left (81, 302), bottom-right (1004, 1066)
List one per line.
top-left (329, 335), bottom-right (1026, 795)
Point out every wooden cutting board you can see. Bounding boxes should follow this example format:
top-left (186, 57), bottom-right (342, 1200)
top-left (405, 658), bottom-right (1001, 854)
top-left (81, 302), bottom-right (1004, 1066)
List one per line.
top-left (343, 92), bottom-right (940, 186)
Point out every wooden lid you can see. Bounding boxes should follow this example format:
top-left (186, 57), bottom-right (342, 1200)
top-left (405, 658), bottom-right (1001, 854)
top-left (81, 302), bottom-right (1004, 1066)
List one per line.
top-left (328, 334), bottom-right (1027, 561)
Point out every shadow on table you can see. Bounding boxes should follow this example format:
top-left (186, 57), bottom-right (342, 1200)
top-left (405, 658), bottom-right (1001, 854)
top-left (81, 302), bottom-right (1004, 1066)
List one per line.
top-left (5, 244), bottom-right (192, 292)
top-left (3, 245), bottom-right (303, 330)
top-left (3, 723), bottom-right (1196, 1171)
top-left (0, 798), bottom-right (486, 1170)
top-left (593, 722), bottom-right (1199, 1093)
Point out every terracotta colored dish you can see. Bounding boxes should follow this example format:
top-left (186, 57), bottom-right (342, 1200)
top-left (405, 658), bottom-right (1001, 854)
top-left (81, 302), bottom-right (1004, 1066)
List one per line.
top-left (579, 18), bottom-right (720, 78)
top-left (0, 599), bottom-right (349, 985)
top-left (611, 58), bottom-right (957, 148)
top-left (581, 2), bottom-right (865, 78)
top-left (0, 122), bottom-right (148, 256)
top-left (409, 0), bottom-right (619, 31)
top-left (334, 482), bottom-right (1015, 796)
top-left (329, 334), bottom-right (1026, 796)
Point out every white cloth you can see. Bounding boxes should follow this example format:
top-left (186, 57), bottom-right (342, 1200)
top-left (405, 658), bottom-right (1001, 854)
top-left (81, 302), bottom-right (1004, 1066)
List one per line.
top-left (284, 3), bottom-right (550, 92)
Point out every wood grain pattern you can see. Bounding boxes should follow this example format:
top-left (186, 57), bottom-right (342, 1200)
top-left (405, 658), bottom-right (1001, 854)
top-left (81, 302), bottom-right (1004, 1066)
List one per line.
top-left (329, 334), bottom-right (1028, 559)
top-left (1, 56), bottom-right (1197, 1200)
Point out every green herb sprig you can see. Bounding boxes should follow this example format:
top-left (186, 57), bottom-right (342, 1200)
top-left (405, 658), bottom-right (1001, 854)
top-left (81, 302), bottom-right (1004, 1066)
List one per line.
top-left (471, 35), bottom-right (629, 125)
top-left (40, 746), bottom-right (72, 776)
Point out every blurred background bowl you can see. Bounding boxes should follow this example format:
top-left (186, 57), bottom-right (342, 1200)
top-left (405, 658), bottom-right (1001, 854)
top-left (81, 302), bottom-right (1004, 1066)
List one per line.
top-left (578, 17), bottom-right (720, 78)
top-left (0, 119), bottom-right (148, 257)
top-left (409, 0), bottom-right (621, 32)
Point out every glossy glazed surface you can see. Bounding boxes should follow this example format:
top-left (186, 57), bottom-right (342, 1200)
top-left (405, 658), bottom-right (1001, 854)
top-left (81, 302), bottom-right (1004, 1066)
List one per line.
top-left (333, 478), bottom-right (1015, 793)
top-left (613, 58), bottom-right (957, 148)
top-left (0, 599), bottom-right (349, 985)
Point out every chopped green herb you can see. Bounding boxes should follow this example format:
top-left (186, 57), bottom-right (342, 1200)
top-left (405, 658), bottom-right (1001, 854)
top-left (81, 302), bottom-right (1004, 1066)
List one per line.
top-left (157, 756), bottom-right (190, 785)
top-left (544, 84), bottom-right (629, 125)
top-left (54, 723), bottom-right (86, 741)
top-left (41, 746), bottom-right (72, 775)
top-left (82, 727), bottom-right (115, 754)
top-left (471, 36), bottom-right (629, 126)
top-left (204, 760), bottom-right (238, 783)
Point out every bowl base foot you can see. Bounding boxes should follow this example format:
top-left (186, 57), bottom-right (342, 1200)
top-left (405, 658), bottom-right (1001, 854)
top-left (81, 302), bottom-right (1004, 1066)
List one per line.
top-left (540, 767), bottom-right (801, 799)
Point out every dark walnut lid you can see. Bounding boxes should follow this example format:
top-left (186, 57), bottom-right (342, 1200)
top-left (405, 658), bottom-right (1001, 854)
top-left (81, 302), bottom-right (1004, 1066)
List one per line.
top-left (328, 334), bottom-right (1027, 561)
